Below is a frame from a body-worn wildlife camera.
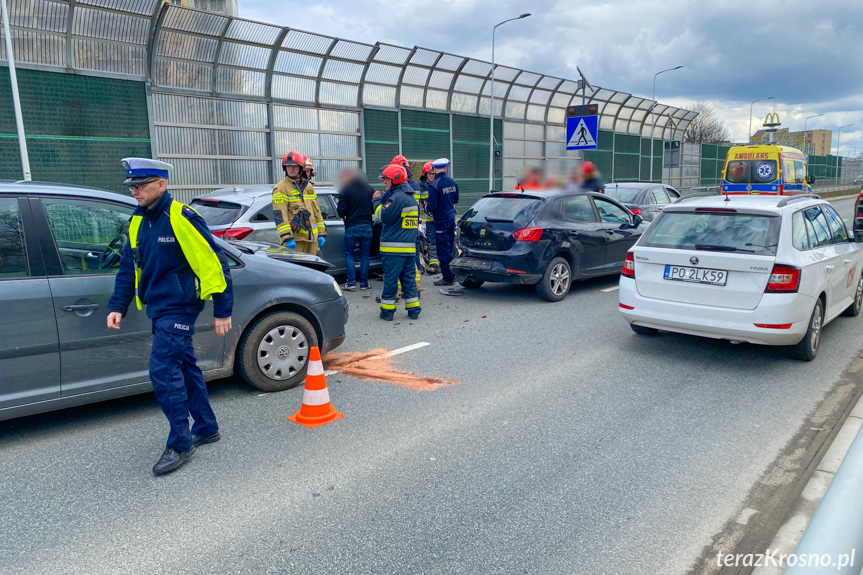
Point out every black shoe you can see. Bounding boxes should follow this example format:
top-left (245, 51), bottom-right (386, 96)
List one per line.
top-left (434, 279), bottom-right (454, 286)
top-left (408, 310), bottom-right (421, 320)
top-left (192, 430), bottom-right (221, 447)
top-left (380, 312), bottom-right (394, 321)
top-left (153, 446), bottom-right (196, 476)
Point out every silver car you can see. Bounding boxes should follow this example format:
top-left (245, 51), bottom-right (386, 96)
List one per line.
top-left (190, 185), bottom-right (383, 275)
top-left (0, 182), bottom-right (349, 422)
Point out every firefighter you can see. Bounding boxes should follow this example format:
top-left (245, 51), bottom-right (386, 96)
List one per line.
top-left (107, 158), bottom-right (233, 476)
top-left (392, 155), bottom-right (424, 280)
top-left (426, 158), bottom-right (459, 287)
top-left (420, 161), bottom-right (440, 274)
top-left (272, 151), bottom-right (326, 255)
top-left (304, 157), bottom-right (316, 181)
top-left (374, 164), bottom-right (421, 321)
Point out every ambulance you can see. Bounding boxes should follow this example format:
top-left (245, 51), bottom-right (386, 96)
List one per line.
top-left (720, 145), bottom-right (813, 195)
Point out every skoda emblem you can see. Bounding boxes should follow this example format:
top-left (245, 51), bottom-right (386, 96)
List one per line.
top-left (690, 256), bottom-right (699, 265)
top-left (480, 228), bottom-right (486, 237)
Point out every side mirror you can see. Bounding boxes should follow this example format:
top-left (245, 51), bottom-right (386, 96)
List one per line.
top-left (632, 214), bottom-right (644, 227)
top-left (806, 175), bottom-right (815, 185)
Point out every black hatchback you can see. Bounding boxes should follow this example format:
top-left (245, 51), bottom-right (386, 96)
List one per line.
top-left (451, 190), bottom-right (644, 301)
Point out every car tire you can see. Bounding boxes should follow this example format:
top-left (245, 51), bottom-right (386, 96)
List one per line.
top-left (237, 311), bottom-right (319, 392)
top-left (842, 275), bottom-right (863, 317)
top-left (536, 256), bottom-right (572, 302)
top-left (789, 298), bottom-right (823, 361)
top-left (630, 324), bottom-right (658, 336)
top-left (459, 277), bottom-right (484, 289)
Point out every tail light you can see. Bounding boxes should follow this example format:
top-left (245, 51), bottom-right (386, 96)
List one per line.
top-left (212, 227), bottom-right (253, 241)
top-left (621, 252), bottom-right (635, 278)
top-left (630, 208), bottom-right (642, 215)
top-left (765, 264), bottom-right (800, 293)
top-left (513, 227), bottom-right (543, 242)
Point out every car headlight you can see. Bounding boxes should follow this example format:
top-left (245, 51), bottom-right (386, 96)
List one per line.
top-left (332, 278), bottom-right (343, 297)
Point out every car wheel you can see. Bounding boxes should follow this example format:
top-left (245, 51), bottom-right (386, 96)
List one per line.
top-left (790, 298), bottom-right (823, 361)
top-left (459, 277), bottom-right (485, 289)
top-left (630, 324), bottom-right (658, 336)
top-left (536, 257), bottom-right (572, 302)
top-left (842, 275), bottom-right (863, 317)
top-left (237, 311), bottom-right (319, 392)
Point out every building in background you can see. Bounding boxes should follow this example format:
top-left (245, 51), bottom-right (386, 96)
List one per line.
top-left (750, 128), bottom-right (832, 155)
top-left (161, 0), bottom-right (237, 17)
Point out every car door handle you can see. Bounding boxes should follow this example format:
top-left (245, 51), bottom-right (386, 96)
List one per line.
top-left (568, 231), bottom-right (579, 237)
top-left (86, 251), bottom-right (101, 259)
top-left (63, 303), bottom-right (100, 312)
top-left (844, 259), bottom-right (853, 265)
top-left (606, 230), bottom-right (615, 235)
top-left (825, 265), bottom-right (835, 273)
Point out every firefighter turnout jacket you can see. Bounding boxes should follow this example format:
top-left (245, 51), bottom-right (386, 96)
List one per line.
top-left (272, 176), bottom-right (327, 245)
top-left (373, 182), bottom-right (419, 257)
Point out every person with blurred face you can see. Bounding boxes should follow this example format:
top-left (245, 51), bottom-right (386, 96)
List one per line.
top-left (336, 167), bottom-right (374, 290)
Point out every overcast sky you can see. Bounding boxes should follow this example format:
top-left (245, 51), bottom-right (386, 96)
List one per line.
top-left (242, 0), bottom-right (863, 156)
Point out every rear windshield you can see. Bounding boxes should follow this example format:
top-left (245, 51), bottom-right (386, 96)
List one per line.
top-left (189, 199), bottom-right (246, 226)
top-left (641, 210), bottom-right (780, 255)
top-left (725, 160), bottom-right (778, 184)
top-left (461, 196), bottom-right (543, 225)
top-left (604, 187), bottom-right (641, 203)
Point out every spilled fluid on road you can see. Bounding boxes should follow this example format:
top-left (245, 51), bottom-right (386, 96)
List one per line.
top-left (322, 348), bottom-right (458, 391)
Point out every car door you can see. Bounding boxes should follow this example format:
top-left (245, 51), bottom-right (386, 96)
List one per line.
top-left (592, 195), bottom-right (639, 271)
top-left (644, 186), bottom-right (671, 221)
top-left (316, 194), bottom-right (346, 270)
top-left (822, 204), bottom-right (857, 312)
top-left (802, 206), bottom-right (846, 319)
top-left (555, 195), bottom-right (607, 275)
top-left (0, 195), bottom-right (61, 410)
top-left (34, 196), bottom-right (154, 396)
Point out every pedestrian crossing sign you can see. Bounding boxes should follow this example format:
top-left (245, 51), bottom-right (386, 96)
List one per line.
top-left (566, 115), bottom-right (598, 150)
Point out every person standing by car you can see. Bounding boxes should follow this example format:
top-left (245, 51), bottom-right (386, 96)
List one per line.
top-left (272, 151), bottom-right (327, 255)
top-left (392, 155), bottom-right (425, 280)
top-left (374, 165), bottom-right (421, 321)
top-left (336, 167), bottom-right (374, 291)
top-left (581, 161), bottom-right (605, 193)
top-left (107, 158), bottom-right (233, 476)
top-left (427, 157), bottom-right (459, 287)
top-left (563, 165), bottom-right (585, 192)
top-left (420, 161), bottom-right (440, 274)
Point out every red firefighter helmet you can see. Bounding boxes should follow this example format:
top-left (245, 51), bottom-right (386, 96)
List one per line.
top-left (282, 151), bottom-right (306, 168)
top-left (391, 155), bottom-right (408, 166)
top-left (581, 161), bottom-right (597, 177)
top-left (379, 164), bottom-right (408, 185)
top-left (422, 161), bottom-right (433, 175)
top-left (304, 157), bottom-right (316, 177)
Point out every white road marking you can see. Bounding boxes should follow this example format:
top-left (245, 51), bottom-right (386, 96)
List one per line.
top-left (324, 341), bottom-right (431, 376)
top-left (600, 285), bottom-right (620, 293)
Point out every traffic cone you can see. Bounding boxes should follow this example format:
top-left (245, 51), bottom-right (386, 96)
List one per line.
top-left (287, 346), bottom-right (344, 428)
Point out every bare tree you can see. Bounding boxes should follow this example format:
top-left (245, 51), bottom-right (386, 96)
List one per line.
top-left (683, 101), bottom-right (729, 144)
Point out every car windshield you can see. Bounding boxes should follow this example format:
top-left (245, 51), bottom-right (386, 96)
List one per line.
top-left (189, 199), bottom-right (247, 226)
top-left (461, 196), bottom-right (543, 226)
top-left (725, 160), bottom-right (778, 184)
top-left (604, 187), bottom-right (641, 203)
top-left (641, 210), bottom-right (780, 255)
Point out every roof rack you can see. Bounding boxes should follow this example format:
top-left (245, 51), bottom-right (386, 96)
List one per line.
top-left (777, 194), bottom-right (822, 208)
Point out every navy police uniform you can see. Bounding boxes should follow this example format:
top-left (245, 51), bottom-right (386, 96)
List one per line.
top-left (374, 181), bottom-right (421, 320)
top-left (426, 158), bottom-right (459, 284)
top-left (109, 158), bottom-right (233, 473)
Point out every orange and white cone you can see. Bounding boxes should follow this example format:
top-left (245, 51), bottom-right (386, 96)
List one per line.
top-left (287, 346), bottom-right (344, 428)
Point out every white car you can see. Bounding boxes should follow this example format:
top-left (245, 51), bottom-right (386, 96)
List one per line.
top-left (618, 194), bottom-right (863, 360)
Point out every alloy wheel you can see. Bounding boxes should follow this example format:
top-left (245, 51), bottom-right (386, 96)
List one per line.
top-left (550, 263), bottom-right (571, 296)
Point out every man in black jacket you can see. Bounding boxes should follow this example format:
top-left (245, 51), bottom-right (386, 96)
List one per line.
top-left (336, 167), bottom-right (375, 290)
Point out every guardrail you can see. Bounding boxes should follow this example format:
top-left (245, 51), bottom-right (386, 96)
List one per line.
top-left (786, 426), bottom-right (863, 574)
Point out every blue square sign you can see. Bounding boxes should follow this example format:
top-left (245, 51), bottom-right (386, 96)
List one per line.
top-left (566, 115), bottom-right (598, 150)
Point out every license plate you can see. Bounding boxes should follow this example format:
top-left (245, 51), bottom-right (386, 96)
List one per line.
top-left (663, 265), bottom-right (728, 286)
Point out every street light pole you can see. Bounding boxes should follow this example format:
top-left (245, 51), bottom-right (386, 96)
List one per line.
top-left (1, 0), bottom-right (32, 181)
top-left (650, 65), bottom-right (683, 183)
top-left (803, 114), bottom-right (823, 157)
top-left (748, 96), bottom-right (774, 143)
top-left (837, 124), bottom-right (853, 157)
top-left (489, 13), bottom-right (530, 192)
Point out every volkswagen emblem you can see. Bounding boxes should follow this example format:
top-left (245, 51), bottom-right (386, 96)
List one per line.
top-left (690, 256), bottom-right (699, 265)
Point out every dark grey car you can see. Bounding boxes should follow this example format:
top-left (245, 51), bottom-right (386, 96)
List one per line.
top-left (603, 182), bottom-right (680, 221)
top-left (0, 182), bottom-right (349, 422)
top-left (190, 185), bottom-right (383, 275)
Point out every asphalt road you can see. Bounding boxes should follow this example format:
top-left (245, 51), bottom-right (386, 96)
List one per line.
top-left (1, 196), bottom-right (861, 575)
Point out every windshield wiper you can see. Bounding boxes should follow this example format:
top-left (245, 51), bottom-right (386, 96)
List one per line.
top-left (694, 243), bottom-right (755, 253)
top-left (484, 217), bottom-right (514, 223)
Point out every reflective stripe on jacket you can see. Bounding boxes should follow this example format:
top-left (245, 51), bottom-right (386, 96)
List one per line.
top-left (373, 182), bottom-right (419, 257)
top-left (272, 176), bottom-right (326, 244)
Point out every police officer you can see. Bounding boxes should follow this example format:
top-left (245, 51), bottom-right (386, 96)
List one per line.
top-left (419, 161), bottom-right (440, 274)
top-left (374, 164), bottom-right (421, 321)
top-left (272, 151), bottom-right (327, 255)
top-left (107, 158), bottom-right (233, 476)
top-left (426, 157), bottom-right (459, 286)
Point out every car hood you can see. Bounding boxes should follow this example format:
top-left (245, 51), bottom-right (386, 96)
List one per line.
top-left (226, 240), bottom-right (334, 272)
